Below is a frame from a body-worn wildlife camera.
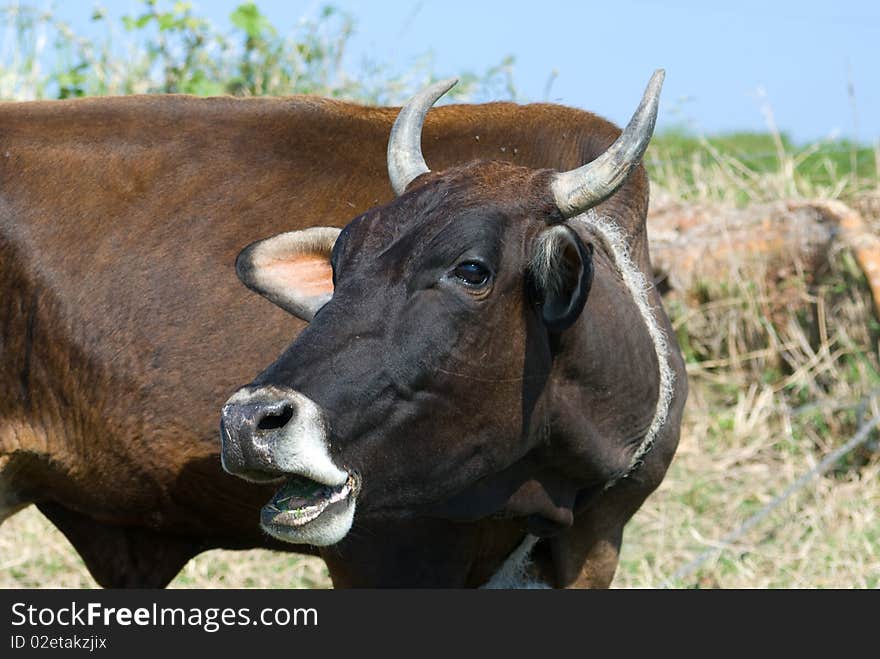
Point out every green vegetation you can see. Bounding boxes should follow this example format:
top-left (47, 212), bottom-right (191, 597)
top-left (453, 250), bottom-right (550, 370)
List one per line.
top-left (0, 1), bottom-right (513, 103)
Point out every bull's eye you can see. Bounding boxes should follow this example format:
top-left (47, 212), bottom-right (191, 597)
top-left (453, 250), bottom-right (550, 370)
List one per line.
top-left (453, 261), bottom-right (491, 288)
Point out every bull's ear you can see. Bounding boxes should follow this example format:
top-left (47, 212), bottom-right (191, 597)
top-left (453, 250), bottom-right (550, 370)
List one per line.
top-left (236, 227), bottom-right (340, 322)
top-left (530, 224), bottom-right (594, 332)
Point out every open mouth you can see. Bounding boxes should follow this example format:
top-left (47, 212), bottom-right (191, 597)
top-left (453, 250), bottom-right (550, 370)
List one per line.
top-left (260, 471), bottom-right (360, 546)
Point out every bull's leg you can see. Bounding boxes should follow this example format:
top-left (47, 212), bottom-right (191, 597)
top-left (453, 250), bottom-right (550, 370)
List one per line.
top-left (37, 502), bottom-right (202, 588)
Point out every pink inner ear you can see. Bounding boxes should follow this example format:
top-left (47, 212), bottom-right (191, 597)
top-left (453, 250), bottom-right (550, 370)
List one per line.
top-left (264, 252), bottom-right (333, 296)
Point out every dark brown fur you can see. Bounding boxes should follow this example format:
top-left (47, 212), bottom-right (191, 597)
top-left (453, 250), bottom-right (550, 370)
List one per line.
top-left (0, 94), bottom-right (683, 587)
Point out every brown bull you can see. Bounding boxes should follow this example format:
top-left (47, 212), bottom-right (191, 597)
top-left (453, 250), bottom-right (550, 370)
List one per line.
top-left (1, 72), bottom-right (685, 587)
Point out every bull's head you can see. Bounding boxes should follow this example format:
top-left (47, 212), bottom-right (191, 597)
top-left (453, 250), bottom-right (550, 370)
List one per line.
top-left (220, 72), bottom-right (668, 554)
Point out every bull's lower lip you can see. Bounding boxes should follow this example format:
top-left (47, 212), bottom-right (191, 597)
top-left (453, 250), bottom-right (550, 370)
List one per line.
top-left (260, 472), bottom-right (360, 546)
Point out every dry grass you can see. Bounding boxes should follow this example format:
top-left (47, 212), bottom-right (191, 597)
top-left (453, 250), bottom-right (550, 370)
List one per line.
top-left (615, 203), bottom-right (880, 588)
top-left (617, 383), bottom-right (880, 588)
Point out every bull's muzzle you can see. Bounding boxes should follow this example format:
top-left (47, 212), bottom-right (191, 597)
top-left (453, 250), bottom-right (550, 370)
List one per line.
top-left (220, 386), bottom-right (358, 546)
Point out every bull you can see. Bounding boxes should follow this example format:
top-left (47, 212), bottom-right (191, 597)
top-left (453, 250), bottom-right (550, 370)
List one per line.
top-left (0, 71), bottom-right (685, 588)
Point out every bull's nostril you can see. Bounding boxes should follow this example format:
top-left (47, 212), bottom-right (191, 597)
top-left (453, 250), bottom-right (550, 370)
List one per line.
top-left (257, 404), bottom-right (294, 431)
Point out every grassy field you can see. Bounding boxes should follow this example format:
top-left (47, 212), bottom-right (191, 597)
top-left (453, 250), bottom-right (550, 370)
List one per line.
top-left (1, 1), bottom-right (879, 589)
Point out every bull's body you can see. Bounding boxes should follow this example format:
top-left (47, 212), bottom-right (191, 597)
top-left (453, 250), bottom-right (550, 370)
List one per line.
top-left (0, 92), bottom-right (685, 587)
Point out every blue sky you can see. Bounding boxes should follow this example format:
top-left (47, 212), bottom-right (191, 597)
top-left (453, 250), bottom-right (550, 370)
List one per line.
top-left (51, 0), bottom-right (880, 143)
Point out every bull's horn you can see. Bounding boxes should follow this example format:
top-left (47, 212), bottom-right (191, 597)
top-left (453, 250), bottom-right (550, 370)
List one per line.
top-left (551, 69), bottom-right (664, 217)
top-left (387, 78), bottom-right (458, 195)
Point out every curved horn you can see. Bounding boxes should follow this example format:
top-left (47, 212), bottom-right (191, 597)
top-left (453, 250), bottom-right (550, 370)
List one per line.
top-left (387, 78), bottom-right (458, 195)
top-left (551, 69), bottom-right (665, 217)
